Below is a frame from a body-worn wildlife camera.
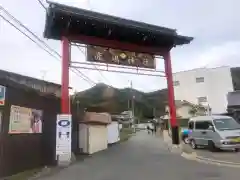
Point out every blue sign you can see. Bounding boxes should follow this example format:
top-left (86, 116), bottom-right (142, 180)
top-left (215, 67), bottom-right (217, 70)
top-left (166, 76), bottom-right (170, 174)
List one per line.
top-left (58, 120), bottom-right (70, 127)
top-left (0, 85), bottom-right (6, 106)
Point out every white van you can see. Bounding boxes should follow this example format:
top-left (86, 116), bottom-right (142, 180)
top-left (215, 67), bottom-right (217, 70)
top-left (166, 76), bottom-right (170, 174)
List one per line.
top-left (188, 115), bottom-right (240, 152)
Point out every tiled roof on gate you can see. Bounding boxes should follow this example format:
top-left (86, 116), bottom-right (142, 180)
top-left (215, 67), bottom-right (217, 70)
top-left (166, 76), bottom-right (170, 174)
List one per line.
top-left (44, 2), bottom-right (193, 49)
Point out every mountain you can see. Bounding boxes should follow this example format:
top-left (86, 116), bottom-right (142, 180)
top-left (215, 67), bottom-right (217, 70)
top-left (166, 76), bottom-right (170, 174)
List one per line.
top-left (72, 83), bottom-right (168, 120)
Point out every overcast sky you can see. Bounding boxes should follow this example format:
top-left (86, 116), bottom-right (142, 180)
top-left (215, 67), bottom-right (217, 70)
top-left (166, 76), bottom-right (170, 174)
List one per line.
top-left (1, 0), bottom-right (240, 92)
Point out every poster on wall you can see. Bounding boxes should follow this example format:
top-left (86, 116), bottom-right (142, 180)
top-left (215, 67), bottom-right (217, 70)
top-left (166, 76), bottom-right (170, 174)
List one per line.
top-left (8, 105), bottom-right (43, 134)
top-left (56, 114), bottom-right (72, 165)
top-left (0, 85), bottom-right (6, 106)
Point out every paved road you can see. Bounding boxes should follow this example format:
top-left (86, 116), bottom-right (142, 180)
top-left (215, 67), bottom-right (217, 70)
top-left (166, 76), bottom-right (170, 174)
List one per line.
top-left (181, 141), bottom-right (240, 163)
top-left (195, 147), bottom-right (240, 163)
top-left (40, 132), bottom-right (239, 180)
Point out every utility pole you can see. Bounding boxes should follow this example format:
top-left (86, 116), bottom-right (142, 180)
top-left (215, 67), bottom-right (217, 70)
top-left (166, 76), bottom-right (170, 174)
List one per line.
top-left (130, 81), bottom-right (136, 132)
top-left (40, 70), bottom-right (47, 80)
top-left (127, 95), bottom-right (130, 110)
top-left (76, 100), bottom-right (80, 115)
top-left (207, 104), bottom-right (211, 115)
top-left (153, 108), bottom-right (156, 118)
top-left (86, 0), bottom-right (92, 10)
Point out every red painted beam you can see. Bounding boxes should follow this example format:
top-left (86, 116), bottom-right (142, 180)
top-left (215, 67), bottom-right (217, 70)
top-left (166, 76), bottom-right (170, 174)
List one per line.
top-left (70, 61), bottom-right (165, 73)
top-left (68, 34), bottom-right (168, 55)
top-left (164, 51), bottom-right (179, 144)
top-left (61, 36), bottom-right (70, 114)
top-left (164, 52), bottom-right (177, 127)
top-left (70, 65), bottom-right (165, 77)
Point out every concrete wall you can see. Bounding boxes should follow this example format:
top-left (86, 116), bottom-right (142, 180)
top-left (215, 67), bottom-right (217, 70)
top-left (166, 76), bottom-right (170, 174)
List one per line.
top-left (227, 91), bottom-right (240, 106)
top-left (173, 66), bottom-right (234, 114)
top-left (165, 105), bottom-right (206, 119)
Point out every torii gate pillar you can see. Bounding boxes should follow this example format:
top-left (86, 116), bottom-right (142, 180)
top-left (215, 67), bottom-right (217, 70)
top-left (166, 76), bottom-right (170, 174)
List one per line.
top-left (164, 52), bottom-right (179, 144)
top-left (61, 36), bottom-right (70, 114)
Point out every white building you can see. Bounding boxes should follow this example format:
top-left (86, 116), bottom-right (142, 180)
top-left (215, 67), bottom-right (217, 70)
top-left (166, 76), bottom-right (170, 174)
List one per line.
top-left (173, 66), bottom-right (234, 114)
top-left (164, 100), bottom-right (207, 119)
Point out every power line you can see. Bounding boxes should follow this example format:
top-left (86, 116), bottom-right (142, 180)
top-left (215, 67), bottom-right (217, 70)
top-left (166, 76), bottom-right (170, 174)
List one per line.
top-left (80, 1), bottom-right (112, 85)
top-left (36, 0), bottom-right (112, 86)
top-left (0, 14), bottom-right (60, 61)
top-left (1, 6), bottom-right (60, 58)
top-left (0, 5), bottom-right (96, 86)
top-left (74, 44), bottom-right (112, 85)
top-left (0, 13), bottom-right (94, 86)
top-left (37, 0), bottom-right (111, 86)
top-left (37, 0), bottom-right (47, 10)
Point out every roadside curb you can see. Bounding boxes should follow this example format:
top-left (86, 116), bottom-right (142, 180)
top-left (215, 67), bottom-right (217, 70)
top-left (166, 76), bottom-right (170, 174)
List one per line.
top-left (167, 144), bottom-right (182, 154)
top-left (195, 155), bottom-right (240, 166)
top-left (163, 132), bottom-right (240, 168)
top-left (181, 151), bottom-right (240, 168)
top-left (181, 151), bottom-right (197, 160)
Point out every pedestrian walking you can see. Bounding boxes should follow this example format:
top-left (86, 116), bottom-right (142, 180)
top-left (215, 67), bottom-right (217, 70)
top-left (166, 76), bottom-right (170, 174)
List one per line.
top-left (154, 125), bottom-right (157, 134)
top-left (147, 125), bottom-right (150, 134)
top-left (150, 127), bottom-right (154, 134)
top-left (159, 121), bottom-right (164, 137)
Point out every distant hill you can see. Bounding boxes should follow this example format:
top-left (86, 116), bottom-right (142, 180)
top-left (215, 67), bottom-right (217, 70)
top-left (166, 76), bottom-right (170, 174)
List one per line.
top-left (72, 83), bottom-right (168, 120)
top-left (71, 67), bottom-right (240, 121)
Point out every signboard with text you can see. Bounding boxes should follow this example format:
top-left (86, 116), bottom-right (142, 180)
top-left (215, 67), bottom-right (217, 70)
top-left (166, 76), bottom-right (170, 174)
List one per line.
top-left (56, 114), bottom-right (72, 165)
top-left (87, 46), bottom-right (156, 69)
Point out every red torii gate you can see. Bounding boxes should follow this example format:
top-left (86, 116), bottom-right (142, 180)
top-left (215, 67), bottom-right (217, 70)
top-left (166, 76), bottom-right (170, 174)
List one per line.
top-left (43, 2), bottom-right (193, 144)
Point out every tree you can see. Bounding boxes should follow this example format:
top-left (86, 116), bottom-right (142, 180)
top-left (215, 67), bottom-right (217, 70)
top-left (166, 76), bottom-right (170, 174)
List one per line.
top-left (188, 106), bottom-right (198, 117)
top-left (189, 104), bottom-right (207, 117)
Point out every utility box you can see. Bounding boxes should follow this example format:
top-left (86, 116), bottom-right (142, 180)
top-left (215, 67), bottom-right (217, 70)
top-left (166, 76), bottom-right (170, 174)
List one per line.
top-left (107, 121), bottom-right (120, 144)
top-left (83, 112), bottom-right (112, 124)
top-left (79, 123), bottom-right (108, 154)
top-left (79, 112), bottom-right (111, 154)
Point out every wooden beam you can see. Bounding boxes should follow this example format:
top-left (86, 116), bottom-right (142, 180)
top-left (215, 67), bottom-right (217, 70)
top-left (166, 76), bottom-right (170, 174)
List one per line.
top-left (68, 34), bottom-right (169, 55)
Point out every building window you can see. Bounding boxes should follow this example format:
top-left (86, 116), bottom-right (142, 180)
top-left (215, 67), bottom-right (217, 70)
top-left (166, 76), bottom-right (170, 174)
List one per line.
top-left (196, 77), bottom-right (204, 83)
top-left (40, 86), bottom-right (47, 93)
top-left (31, 83), bottom-right (36, 89)
top-left (173, 81), bottom-right (180, 86)
top-left (195, 121), bottom-right (209, 130)
top-left (188, 121), bottom-right (194, 130)
top-left (198, 96), bottom-right (207, 104)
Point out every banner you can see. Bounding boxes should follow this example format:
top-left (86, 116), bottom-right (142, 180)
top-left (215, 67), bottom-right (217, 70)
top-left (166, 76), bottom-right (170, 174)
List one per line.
top-left (0, 85), bottom-right (6, 106)
top-left (9, 105), bottom-right (43, 134)
top-left (87, 45), bottom-right (156, 69)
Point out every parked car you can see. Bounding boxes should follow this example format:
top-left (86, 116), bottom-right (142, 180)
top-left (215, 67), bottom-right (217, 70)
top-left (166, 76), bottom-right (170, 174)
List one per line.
top-left (188, 115), bottom-right (240, 152)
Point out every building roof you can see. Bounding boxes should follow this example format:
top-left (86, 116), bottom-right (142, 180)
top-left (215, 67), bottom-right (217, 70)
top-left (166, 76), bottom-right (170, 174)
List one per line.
top-left (0, 69), bottom-right (61, 87)
top-left (189, 115), bottom-right (233, 121)
top-left (0, 78), bottom-right (58, 98)
top-left (44, 2), bottom-right (193, 50)
top-left (173, 66), bottom-right (230, 75)
top-left (165, 100), bottom-right (207, 109)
